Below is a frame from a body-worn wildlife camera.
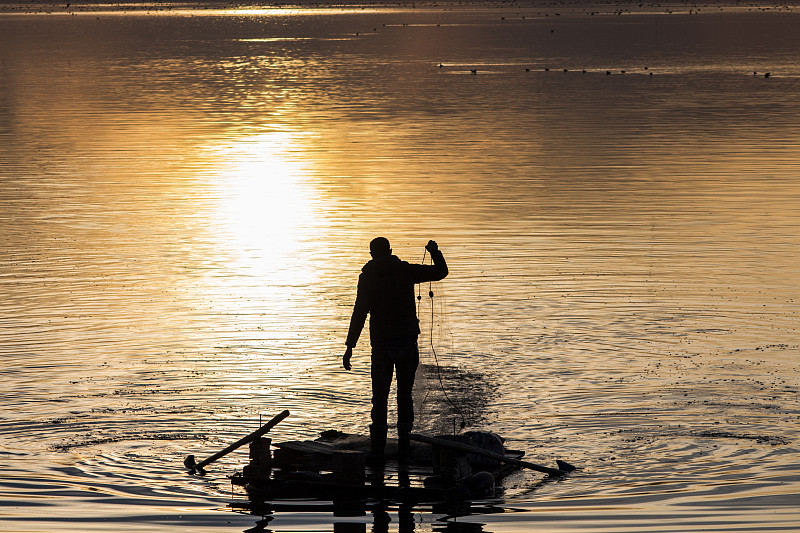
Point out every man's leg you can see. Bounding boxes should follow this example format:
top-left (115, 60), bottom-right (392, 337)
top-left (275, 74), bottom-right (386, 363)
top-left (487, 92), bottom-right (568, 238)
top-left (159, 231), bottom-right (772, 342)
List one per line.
top-left (394, 344), bottom-right (420, 459)
top-left (369, 350), bottom-right (393, 462)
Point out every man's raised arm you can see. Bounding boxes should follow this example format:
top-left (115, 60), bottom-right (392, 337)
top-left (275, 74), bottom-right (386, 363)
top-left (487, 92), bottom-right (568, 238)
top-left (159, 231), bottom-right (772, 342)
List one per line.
top-left (411, 240), bottom-right (448, 283)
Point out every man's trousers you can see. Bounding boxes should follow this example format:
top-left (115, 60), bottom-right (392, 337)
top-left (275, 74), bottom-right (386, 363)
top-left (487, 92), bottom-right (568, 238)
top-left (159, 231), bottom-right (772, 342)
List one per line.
top-left (370, 343), bottom-right (419, 435)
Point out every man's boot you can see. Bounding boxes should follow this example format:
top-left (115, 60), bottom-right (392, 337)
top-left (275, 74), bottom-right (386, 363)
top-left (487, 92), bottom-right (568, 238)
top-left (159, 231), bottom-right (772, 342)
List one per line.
top-left (367, 424), bottom-right (387, 466)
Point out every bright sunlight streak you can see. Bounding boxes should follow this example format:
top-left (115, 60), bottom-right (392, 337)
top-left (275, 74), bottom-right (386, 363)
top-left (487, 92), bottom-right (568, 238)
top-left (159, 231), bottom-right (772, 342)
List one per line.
top-left (210, 130), bottom-right (315, 275)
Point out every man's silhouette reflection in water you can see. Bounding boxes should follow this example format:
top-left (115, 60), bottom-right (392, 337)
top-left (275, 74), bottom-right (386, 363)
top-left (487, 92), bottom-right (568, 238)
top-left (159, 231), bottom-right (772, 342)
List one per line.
top-left (343, 238), bottom-right (448, 464)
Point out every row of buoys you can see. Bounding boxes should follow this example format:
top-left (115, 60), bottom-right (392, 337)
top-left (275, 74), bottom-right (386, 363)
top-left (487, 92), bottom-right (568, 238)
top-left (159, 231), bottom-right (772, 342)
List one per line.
top-left (442, 64), bottom-right (777, 78)
top-left (453, 68), bottom-right (654, 76)
top-left (540, 67), bottom-right (654, 76)
top-left (441, 64), bottom-right (655, 75)
top-left (533, 67), bottom-right (653, 75)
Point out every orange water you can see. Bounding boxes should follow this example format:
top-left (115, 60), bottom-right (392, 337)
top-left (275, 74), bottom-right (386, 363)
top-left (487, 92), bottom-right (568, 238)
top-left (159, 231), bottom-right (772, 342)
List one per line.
top-left (1, 4), bottom-right (799, 532)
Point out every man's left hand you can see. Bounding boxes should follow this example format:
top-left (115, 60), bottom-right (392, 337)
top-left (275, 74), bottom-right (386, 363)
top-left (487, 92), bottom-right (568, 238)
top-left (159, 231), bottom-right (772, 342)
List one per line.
top-left (342, 346), bottom-right (353, 371)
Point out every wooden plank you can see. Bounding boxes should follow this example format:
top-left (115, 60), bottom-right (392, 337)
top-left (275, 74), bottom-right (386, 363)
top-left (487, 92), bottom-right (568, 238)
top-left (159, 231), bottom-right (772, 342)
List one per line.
top-left (408, 433), bottom-right (572, 477)
top-left (237, 475), bottom-right (451, 504)
top-left (274, 441), bottom-right (335, 454)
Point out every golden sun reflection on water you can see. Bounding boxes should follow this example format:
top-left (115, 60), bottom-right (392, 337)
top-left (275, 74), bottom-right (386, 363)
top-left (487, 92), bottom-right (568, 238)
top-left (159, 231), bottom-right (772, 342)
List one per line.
top-left (207, 130), bottom-right (316, 272)
top-left (196, 130), bottom-right (328, 347)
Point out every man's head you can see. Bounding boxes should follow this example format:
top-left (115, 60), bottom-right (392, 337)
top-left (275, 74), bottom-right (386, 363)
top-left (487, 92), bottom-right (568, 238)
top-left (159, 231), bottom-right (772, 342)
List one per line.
top-left (369, 237), bottom-right (392, 258)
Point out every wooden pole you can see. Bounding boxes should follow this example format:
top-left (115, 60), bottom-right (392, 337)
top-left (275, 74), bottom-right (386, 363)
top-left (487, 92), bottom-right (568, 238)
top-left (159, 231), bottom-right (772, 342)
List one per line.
top-left (186, 410), bottom-right (290, 473)
top-left (408, 432), bottom-right (571, 477)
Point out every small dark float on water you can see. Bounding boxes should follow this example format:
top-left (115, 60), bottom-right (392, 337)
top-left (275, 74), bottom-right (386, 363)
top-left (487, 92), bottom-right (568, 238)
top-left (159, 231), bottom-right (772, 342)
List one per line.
top-left (185, 410), bottom-right (576, 509)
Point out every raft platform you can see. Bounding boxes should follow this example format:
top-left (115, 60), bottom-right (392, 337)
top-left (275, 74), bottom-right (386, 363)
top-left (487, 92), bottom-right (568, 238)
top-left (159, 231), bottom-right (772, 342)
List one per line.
top-left (230, 429), bottom-right (549, 505)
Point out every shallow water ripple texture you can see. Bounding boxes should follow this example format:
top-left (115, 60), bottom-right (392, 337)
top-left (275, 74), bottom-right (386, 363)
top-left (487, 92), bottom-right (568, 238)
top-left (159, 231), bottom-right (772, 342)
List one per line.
top-left (1, 3), bottom-right (800, 532)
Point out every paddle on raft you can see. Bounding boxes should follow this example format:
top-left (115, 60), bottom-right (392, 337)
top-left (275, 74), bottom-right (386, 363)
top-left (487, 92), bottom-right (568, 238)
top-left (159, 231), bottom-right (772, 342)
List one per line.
top-left (184, 409), bottom-right (290, 475)
top-left (408, 432), bottom-right (576, 477)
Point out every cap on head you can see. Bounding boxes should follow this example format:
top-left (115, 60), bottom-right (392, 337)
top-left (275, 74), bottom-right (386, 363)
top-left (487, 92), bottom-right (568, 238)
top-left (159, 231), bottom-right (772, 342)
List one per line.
top-left (369, 237), bottom-right (391, 258)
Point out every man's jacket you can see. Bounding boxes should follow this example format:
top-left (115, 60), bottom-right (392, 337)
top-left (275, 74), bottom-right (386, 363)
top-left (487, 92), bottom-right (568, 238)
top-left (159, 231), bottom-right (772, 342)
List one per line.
top-left (346, 250), bottom-right (448, 349)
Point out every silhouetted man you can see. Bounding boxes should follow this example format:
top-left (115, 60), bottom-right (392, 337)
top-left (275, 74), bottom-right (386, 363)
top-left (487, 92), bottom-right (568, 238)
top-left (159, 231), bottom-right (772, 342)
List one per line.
top-left (343, 237), bottom-right (448, 462)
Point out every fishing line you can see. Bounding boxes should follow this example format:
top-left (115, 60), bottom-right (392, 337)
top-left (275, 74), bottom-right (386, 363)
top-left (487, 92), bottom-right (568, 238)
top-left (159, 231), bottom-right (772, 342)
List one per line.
top-left (417, 247), bottom-right (467, 434)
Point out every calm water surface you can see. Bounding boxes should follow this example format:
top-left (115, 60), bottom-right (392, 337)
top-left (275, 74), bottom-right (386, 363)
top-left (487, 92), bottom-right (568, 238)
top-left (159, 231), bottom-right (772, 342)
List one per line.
top-left (1, 3), bottom-right (799, 532)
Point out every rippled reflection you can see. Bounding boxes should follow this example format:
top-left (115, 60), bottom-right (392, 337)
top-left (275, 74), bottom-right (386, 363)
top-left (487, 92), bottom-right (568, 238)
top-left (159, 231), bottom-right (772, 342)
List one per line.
top-left (2, 5), bottom-right (800, 533)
